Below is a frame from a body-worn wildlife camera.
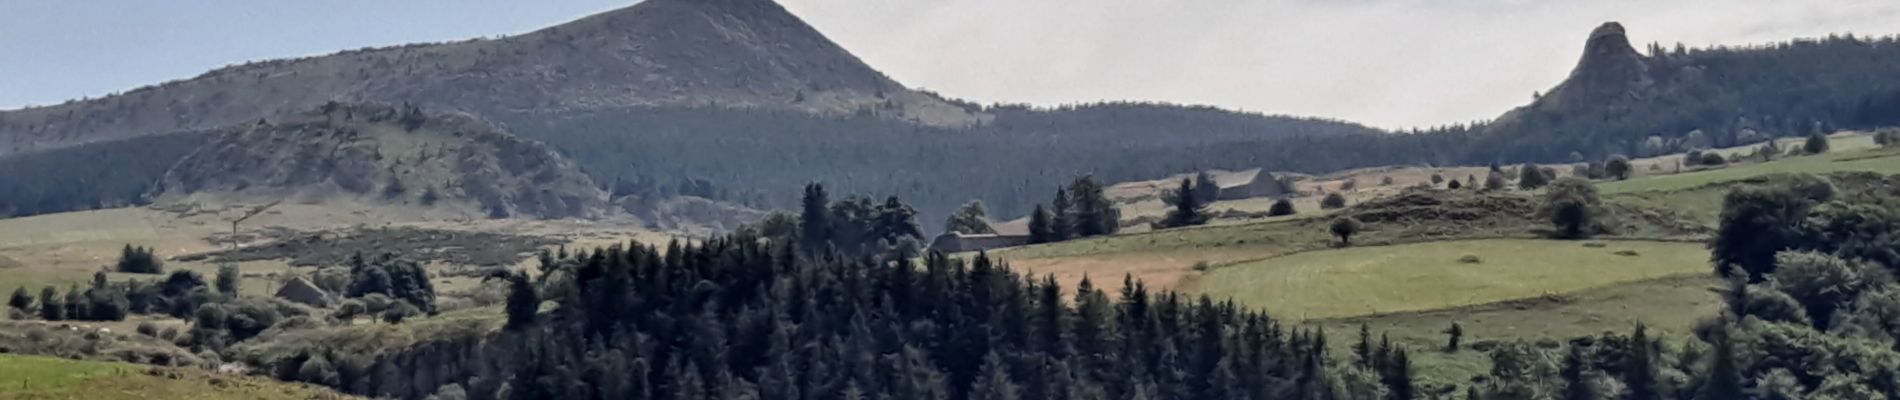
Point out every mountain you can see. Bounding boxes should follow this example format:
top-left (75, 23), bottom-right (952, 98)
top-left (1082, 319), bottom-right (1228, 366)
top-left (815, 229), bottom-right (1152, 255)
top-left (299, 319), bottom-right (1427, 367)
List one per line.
top-left (1463, 22), bottom-right (1900, 162)
top-left (0, 0), bottom-right (981, 157)
top-left (154, 103), bottom-right (607, 219)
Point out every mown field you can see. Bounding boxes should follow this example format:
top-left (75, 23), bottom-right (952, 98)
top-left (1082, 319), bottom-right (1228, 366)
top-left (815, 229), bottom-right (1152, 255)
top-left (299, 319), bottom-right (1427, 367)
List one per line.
top-left (1195, 239), bottom-right (1710, 320)
top-left (0, 354), bottom-right (351, 400)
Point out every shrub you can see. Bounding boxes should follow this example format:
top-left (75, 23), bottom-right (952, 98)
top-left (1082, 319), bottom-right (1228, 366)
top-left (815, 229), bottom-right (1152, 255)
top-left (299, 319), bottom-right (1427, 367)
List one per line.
top-left (1457, 255), bottom-right (1483, 264)
top-left (1700, 152), bottom-right (1728, 166)
top-left (1446, 179), bottom-right (1463, 190)
top-left (1614, 250), bottom-right (1640, 257)
top-left (1604, 155), bottom-right (1632, 180)
top-left (1517, 163), bottom-right (1550, 190)
top-left (1540, 177), bottom-right (1601, 239)
top-left (1320, 193), bottom-right (1348, 210)
top-left (1330, 217), bottom-right (1362, 246)
top-left (1380, 176), bottom-right (1395, 186)
top-left (1191, 261), bottom-right (1211, 272)
top-left (1805, 132), bottom-right (1830, 154)
top-left (1685, 150), bottom-right (1704, 166)
top-left (1339, 179), bottom-right (1358, 191)
top-left (115, 245), bottom-right (164, 274)
top-left (136, 321), bottom-right (159, 337)
top-left (1267, 199), bottom-right (1296, 216)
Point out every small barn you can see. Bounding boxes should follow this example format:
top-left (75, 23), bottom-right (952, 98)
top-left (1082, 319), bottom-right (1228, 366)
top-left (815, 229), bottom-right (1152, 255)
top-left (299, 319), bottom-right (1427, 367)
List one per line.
top-left (1214, 169), bottom-right (1295, 200)
top-left (275, 276), bottom-right (334, 307)
top-left (928, 219), bottom-right (1032, 253)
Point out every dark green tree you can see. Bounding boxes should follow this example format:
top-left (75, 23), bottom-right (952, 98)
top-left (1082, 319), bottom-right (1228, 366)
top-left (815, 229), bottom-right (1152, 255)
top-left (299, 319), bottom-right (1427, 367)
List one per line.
top-left (1604, 155), bottom-right (1632, 180)
top-left (503, 271), bottom-right (539, 331)
top-left (1516, 163), bottom-right (1550, 190)
top-left (1806, 132), bottom-right (1831, 154)
top-left (969, 352), bottom-right (1020, 400)
top-left (944, 200), bottom-right (996, 235)
top-left (800, 183), bottom-right (832, 252)
top-left (1540, 177), bottom-right (1601, 239)
top-left (1699, 328), bottom-right (1744, 400)
top-left (1331, 217), bottom-right (1363, 246)
top-left (1321, 192), bottom-right (1349, 210)
top-left (1268, 199), bottom-right (1297, 217)
top-left (1158, 178), bottom-right (1208, 229)
top-left (1560, 345), bottom-right (1593, 400)
top-left (1194, 172), bottom-right (1221, 204)
top-left (1028, 204), bottom-right (1055, 244)
top-left (39, 286), bottom-right (62, 320)
top-left (7, 287), bottom-right (30, 313)
top-left (1712, 177), bottom-right (1831, 280)
top-left (215, 263), bottom-right (241, 296)
top-left (1052, 188), bottom-right (1074, 241)
top-left (1444, 322), bottom-right (1463, 352)
top-left (1624, 325), bottom-right (1659, 400)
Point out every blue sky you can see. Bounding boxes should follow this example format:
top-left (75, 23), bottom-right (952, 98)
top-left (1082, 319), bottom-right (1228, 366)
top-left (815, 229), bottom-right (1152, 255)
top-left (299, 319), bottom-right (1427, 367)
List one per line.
top-left (5, 0), bottom-right (1900, 128)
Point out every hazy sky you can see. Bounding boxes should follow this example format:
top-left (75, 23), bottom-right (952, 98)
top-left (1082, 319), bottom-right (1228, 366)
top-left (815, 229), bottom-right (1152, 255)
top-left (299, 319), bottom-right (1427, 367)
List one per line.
top-left (4, 1), bottom-right (1899, 129)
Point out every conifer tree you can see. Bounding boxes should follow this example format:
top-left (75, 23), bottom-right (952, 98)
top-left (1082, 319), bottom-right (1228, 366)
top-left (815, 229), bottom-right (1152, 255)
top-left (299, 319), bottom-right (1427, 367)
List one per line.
top-left (1625, 325), bottom-right (1660, 400)
top-left (39, 286), bottom-right (63, 320)
top-left (503, 271), bottom-right (539, 331)
top-left (1700, 328), bottom-right (1744, 400)
top-left (970, 352), bottom-right (1020, 400)
top-left (1444, 322), bottom-right (1463, 352)
top-left (7, 287), bottom-right (30, 313)
top-left (1028, 204), bottom-right (1054, 244)
top-left (1560, 345), bottom-right (1593, 400)
top-left (944, 200), bottom-right (996, 235)
top-left (1194, 172), bottom-right (1221, 204)
top-left (1158, 178), bottom-right (1208, 229)
top-left (215, 263), bottom-right (241, 296)
top-left (800, 183), bottom-right (831, 252)
top-left (1052, 188), bottom-right (1074, 241)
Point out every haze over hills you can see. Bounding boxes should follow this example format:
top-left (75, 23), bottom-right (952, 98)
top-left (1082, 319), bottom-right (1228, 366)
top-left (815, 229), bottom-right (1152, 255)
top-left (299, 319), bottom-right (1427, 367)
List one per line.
top-left (0, 0), bottom-right (979, 157)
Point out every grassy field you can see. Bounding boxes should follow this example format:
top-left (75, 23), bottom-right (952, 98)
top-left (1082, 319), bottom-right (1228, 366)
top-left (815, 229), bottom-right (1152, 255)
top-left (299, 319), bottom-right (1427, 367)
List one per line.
top-left (0, 354), bottom-right (351, 400)
top-left (1196, 239), bottom-right (1710, 320)
top-left (1598, 147), bottom-right (1900, 195)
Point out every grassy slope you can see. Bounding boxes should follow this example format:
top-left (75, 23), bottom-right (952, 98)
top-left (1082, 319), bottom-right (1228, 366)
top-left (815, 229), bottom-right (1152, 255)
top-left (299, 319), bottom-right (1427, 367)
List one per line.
top-left (0, 354), bottom-right (351, 400)
top-left (1599, 146), bottom-right (1900, 195)
top-left (1197, 239), bottom-right (1709, 320)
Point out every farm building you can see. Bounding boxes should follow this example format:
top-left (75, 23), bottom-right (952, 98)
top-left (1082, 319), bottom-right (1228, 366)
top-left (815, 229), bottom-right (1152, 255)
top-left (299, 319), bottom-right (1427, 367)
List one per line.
top-left (275, 276), bottom-right (334, 307)
top-left (928, 219), bottom-right (1032, 253)
top-left (1214, 169), bottom-right (1296, 200)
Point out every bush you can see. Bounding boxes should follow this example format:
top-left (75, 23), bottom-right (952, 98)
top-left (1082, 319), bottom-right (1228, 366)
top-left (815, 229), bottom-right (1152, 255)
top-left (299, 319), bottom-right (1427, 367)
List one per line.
top-left (1447, 180), bottom-right (1463, 190)
top-left (1320, 193), bottom-right (1348, 210)
top-left (1457, 255), bottom-right (1483, 264)
top-left (1267, 199), bottom-right (1296, 216)
top-left (1604, 155), bottom-right (1632, 180)
top-left (1517, 163), bottom-right (1550, 190)
top-left (1540, 177), bottom-right (1601, 239)
top-left (115, 245), bottom-right (164, 274)
top-left (1700, 152), bottom-right (1728, 166)
top-left (1380, 176), bottom-right (1395, 186)
top-left (1805, 132), bottom-right (1830, 154)
top-left (1339, 179), bottom-right (1358, 191)
top-left (1685, 150), bottom-right (1705, 166)
top-left (136, 321), bottom-right (159, 337)
top-left (1330, 217), bottom-right (1362, 245)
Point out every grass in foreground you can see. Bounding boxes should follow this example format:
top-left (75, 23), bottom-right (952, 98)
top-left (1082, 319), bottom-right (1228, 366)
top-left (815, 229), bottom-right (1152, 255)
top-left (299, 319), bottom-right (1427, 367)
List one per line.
top-left (0, 354), bottom-right (351, 400)
top-left (1197, 239), bottom-right (1710, 320)
top-left (1310, 274), bottom-right (1722, 388)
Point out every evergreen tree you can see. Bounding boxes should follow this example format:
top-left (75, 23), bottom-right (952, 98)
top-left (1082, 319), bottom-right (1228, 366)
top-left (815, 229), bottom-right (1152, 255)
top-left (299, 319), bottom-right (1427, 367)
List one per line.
top-left (7, 287), bottom-right (30, 313)
top-left (503, 271), bottom-right (539, 331)
top-left (800, 183), bottom-right (832, 252)
top-left (1028, 204), bottom-right (1054, 244)
top-left (970, 352), bottom-right (1020, 400)
top-left (1560, 345), bottom-right (1593, 400)
top-left (1268, 199), bottom-right (1297, 217)
top-left (1321, 193), bottom-right (1349, 210)
top-left (1384, 348), bottom-right (1414, 400)
top-left (215, 263), bottom-right (241, 296)
top-left (1158, 178), bottom-right (1209, 229)
top-left (1194, 172), bottom-right (1221, 204)
top-left (39, 286), bottom-right (62, 320)
top-left (1604, 155), bottom-right (1633, 180)
top-left (1624, 325), bottom-right (1659, 400)
top-left (1444, 322), bottom-right (1463, 352)
top-left (1699, 328), bottom-right (1744, 400)
top-left (1052, 188), bottom-right (1074, 241)
top-left (1067, 176), bottom-right (1119, 238)
top-left (1483, 174), bottom-right (1507, 191)
top-left (1356, 323), bottom-right (1375, 368)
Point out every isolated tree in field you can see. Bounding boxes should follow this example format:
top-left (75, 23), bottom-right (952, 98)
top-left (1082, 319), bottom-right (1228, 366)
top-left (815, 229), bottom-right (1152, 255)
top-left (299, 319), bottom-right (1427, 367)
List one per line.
top-left (1446, 179), bottom-right (1463, 190)
top-left (1604, 155), bottom-right (1632, 180)
top-left (1331, 217), bottom-right (1362, 246)
top-left (1806, 132), bottom-right (1831, 154)
top-left (1027, 205), bottom-right (1054, 244)
top-left (1340, 179), bottom-right (1358, 191)
top-left (1516, 163), bottom-right (1550, 190)
top-left (1268, 199), bottom-right (1297, 217)
top-left (1444, 322), bottom-right (1463, 352)
top-left (1430, 173), bottom-right (1445, 186)
top-left (1540, 177), bottom-right (1600, 239)
top-left (8, 287), bottom-right (30, 313)
top-left (1158, 178), bottom-right (1208, 229)
top-left (1194, 172), bottom-right (1221, 204)
top-left (799, 183), bottom-right (831, 251)
top-left (1381, 176), bottom-right (1395, 186)
top-left (943, 200), bottom-right (995, 235)
top-left (1066, 176), bottom-right (1120, 237)
top-left (1321, 192), bottom-right (1349, 210)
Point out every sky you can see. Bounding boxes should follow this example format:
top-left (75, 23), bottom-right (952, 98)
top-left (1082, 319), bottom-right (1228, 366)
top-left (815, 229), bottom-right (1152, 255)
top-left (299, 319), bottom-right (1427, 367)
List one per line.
top-left (4, 1), bottom-right (1899, 129)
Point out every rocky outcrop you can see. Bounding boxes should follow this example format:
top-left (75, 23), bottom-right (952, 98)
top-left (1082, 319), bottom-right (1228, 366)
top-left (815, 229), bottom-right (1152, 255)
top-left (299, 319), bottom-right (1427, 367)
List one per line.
top-left (1540, 22), bottom-right (1654, 108)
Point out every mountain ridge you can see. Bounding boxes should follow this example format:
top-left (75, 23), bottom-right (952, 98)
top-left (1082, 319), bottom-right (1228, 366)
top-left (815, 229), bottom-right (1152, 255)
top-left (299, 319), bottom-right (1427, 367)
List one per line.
top-left (0, 0), bottom-right (981, 156)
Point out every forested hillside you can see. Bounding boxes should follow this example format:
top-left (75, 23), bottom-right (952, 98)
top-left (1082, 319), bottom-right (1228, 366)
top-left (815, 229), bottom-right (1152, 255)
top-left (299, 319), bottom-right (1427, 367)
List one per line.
top-left (0, 133), bottom-right (208, 217)
top-left (503, 103), bottom-right (1406, 224)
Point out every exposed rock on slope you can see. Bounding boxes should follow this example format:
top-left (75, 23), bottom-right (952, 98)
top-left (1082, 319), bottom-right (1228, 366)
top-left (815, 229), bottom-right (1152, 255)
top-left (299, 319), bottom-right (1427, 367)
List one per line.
top-left (1539, 22), bottom-right (1654, 109)
top-left (0, 0), bottom-right (980, 156)
top-left (155, 103), bottom-right (607, 219)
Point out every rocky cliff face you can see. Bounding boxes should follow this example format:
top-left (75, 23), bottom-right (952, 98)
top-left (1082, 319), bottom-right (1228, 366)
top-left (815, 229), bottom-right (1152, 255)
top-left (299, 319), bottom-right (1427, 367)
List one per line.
top-left (0, 0), bottom-right (980, 156)
top-left (1540, 22), bottom-right (1654, 108)
top-left (156, 103), bottom-right (607, 219)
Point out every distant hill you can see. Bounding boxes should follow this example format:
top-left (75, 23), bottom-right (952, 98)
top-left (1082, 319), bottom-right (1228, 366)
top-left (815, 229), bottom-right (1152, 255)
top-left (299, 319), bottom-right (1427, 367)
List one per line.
top-left (1455, 22), bottom-right (1900, 162)
top-left (155, 103), bottom-right (607, 219)
top-left (0, 0), bottom-right (980, 156)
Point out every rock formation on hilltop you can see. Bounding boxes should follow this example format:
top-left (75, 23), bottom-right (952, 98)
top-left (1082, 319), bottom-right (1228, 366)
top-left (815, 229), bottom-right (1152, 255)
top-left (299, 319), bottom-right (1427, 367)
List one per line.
top-left (155, 103), bottom-right (607, 219)
top-left (1539, 22), bottom-right (1654, 108)
top-left (0, 0), bottom-right (981, 156)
